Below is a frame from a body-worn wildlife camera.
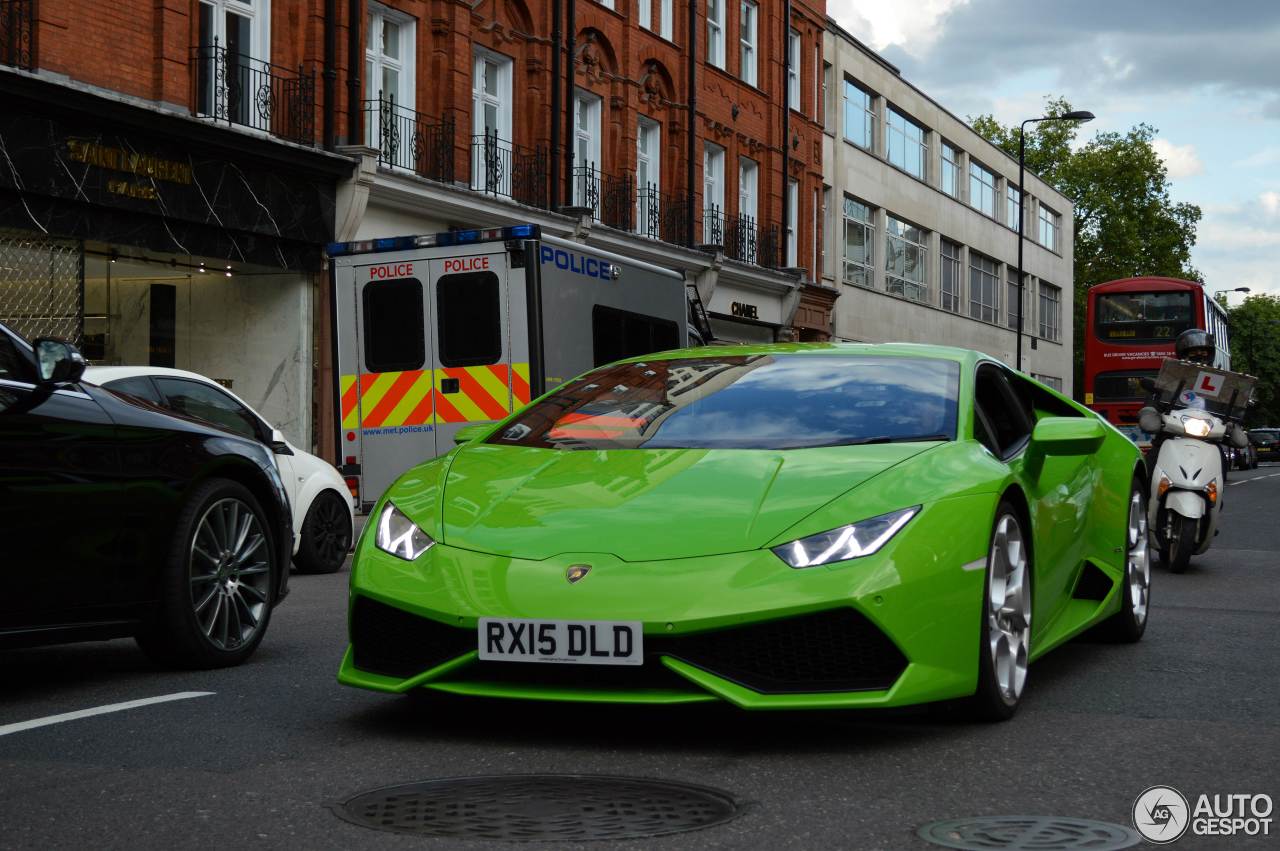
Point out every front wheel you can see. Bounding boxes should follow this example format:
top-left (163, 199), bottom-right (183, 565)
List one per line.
top-left (136, 478), bottom-right (277, 668)
top-left (294, 490), bottom-right (352, 575)
top-left (1165, 512), bottom-right (1197, 574)
top-left (966, 501), bottom-right (1032, 722)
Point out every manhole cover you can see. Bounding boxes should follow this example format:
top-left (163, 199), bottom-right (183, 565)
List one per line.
top-left (334, 774), bottom-right (742, 841)
top-left (918, 816), bottom-right (1139, 850)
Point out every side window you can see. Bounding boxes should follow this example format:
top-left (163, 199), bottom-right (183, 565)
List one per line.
top-left (0, 331), bottom-right (35, 383)
top-left (973, 366), bottom-right (1032, 458)
top-left (363, 277), bottom-right (426, 373)
top-left (153, 378), bottom-right (263, 442)
top-left (437, 271), bottom-right (501, 367)
top-left (592, 305), bottom-right (681, 366)
top-left (104, 376), bottom-right (163, 404)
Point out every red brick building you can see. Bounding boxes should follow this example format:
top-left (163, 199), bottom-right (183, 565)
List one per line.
top-left (0, 0), bottom-right (836, 457)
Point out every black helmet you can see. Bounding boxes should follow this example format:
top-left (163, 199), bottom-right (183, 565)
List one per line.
top-left (1175, 328), bottom-right (1214, 364)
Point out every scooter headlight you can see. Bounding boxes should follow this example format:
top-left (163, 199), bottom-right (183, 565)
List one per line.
top-left (1180, 416), bottom-right (1211, 438)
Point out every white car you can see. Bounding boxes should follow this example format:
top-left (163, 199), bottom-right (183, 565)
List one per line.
top-left (85, 366), bottom-right (355, 574)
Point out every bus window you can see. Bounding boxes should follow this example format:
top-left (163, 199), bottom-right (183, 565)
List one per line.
top-left (1095, 291), bottom-right (1194, 343)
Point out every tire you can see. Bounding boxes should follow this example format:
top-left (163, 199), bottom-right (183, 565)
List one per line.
top-left (136, 478), bottom-right (277, 669)
top-left (1165, 513), bottom-right (1197, 574)
top-left (1100, 475), bottom-right (1150, 642)
top-left (965, 500), bottom-right (1032, 722)
top-left (294, 490), bottom-right (352, 575)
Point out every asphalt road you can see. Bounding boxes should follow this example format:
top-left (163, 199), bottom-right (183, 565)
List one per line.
top-left (2, 467), bottom-right (1278, 850)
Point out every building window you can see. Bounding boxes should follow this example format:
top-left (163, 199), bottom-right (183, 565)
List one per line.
top-left (707, 0), bottom-right (725, 68)
top-left (941, 142), bottom-right (960, 198)
top-left (365, 4), bottom-right (415, 149)
top-left (1006, 184), bottom-right (1021, 231)
top-left (842, 197), bottom-right (874, 288)
top-left (1039, 282), bottom-right (1061, 342)
top-left (197, 0), bottom-right (271, 124)
top-left (472, 49), bottom-right (514, 194)
top-left (884, 216), bottom-right (928, 302)
top-left (843, 81), bottom-right (875, 151)
top-left (823, 62), bottom-right (834, 133)
top-left (738, 157), bottom-right (757, 222)
top-left (786, 178), bottom-right (799, 267)
top-left (885, 107), bottom-right (927, 180)
top-left (738, 1), bottom-right (757, 85)
top-left (1038, 204), bottom-right (1060, 251)
top-left (969, 161), bottom-right (997, 218)
top-left (703, 142), bottom-right (724, 242)
top-left (598, 0), bottom-right (614, 8)
top-left (788, 30), bottom-right (801, 110)
top-left (822, 185), bottom-right (833, 278)
top-left (1007, 269), bottom-right (1026, 330)
top-left (636, 117), bottom-right (661, 230)
top-left (940, 238), bottom-right (961, 313)
top-left (639, 0), bottom-right (674, 40)
top-left (573, 89), bottom-right (602, 209)
top-left (1033, 374), bottom-right (1063, 392)
top-left (968, 252), bottom-right (999, 323)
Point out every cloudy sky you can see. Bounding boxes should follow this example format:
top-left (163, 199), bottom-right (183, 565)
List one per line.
top-left (830, 0), bottom-right (1280, 299)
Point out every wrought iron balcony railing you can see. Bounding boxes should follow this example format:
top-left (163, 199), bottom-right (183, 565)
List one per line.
top-left (570, 164), bottom-right (634, 231)
top-left (702, 208), bottom-right (780, 268)
top-left (192, 42), bottom-right (316, 146)
top-left (0, 0), bottom-right (35, 70)
top-left (365, 98), bottom-right (454, 184)
top-left (470, 132), bottom-right (550, 209)
top-left (635, 183), bottom-right (688, 246)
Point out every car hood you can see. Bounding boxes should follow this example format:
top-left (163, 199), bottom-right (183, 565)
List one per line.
top-left (438, 442), bottom-right (938, 561)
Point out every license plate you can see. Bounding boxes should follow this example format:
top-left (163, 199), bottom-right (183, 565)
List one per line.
top-left (477, 618), bottom-right (643, 666)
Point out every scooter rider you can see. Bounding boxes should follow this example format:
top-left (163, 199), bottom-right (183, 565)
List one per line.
top-left (1138, 329), bottom-right (1248, 473)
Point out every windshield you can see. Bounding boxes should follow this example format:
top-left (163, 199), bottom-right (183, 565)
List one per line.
top-left (1095, 291), bottom-right (1195, 344)
top-left (487, 354), bottom-right (960, 450)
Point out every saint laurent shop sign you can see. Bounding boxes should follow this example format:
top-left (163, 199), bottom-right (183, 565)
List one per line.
top-left (67, 139), bottom-right (193, 201)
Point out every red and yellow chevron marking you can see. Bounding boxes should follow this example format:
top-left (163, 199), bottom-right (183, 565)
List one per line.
top-left (340, 363), bottom-right (531, 430)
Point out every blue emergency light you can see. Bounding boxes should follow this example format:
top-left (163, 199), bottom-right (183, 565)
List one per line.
top-left (326, 224), bottom-right (540, 257)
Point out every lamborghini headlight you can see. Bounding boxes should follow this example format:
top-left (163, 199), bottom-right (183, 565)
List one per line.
top-left (1180, 416), bottom-right (1211, 438)
top-left (374, 501), bottom-right (435, 561)
top-left (772, 506), bottom-right (920, 569)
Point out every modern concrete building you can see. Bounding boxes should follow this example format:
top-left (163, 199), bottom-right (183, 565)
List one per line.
top-left (822, 19), bottom-right (1075, 393)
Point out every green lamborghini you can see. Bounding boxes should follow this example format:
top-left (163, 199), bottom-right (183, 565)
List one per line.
top-left (338, 344), bottom-right (1149, 720)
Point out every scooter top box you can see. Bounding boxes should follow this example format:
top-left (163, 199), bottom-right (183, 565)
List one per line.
top-left (1153, 359), bottom-right (1256, 417)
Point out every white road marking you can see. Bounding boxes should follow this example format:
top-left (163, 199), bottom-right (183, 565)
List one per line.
top-left (0, 692), bottom-right (214, 737)
top-left (961, 558), bottom-right (987, 572)
top-left (1232, 472), bottom-right (1280, 486)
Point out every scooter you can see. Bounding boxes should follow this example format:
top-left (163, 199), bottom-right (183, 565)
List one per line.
top-left (1140, 404), bottom-right (1229, 573)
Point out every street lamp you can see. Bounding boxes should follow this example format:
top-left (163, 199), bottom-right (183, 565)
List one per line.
top-left (1214, 287), bottom-right (1251, 302)
top-left (1015, 110), bottom-right (1094, 372)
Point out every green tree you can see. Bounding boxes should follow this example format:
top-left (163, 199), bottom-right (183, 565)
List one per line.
top-left (1226, 294), bottom-right (1280, 427)
top-left (970, 98), bottom-right (1202, 396)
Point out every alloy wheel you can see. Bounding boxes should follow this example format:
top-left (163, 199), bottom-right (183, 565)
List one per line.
top-left (1126, 487), bottom-right (1151, 625)
top-left (189, 497), bottom-right (271, 650)
top-left (987, 514), bottom-right (1031, 705)
top-left (309, 494), bottom-right (351, 568)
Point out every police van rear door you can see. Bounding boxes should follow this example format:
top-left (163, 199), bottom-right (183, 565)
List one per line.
top-left (345, 252), bottom-right (438, 507)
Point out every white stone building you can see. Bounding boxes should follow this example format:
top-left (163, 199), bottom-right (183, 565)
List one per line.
top-left (821, 20), bottom-right (1075, 393)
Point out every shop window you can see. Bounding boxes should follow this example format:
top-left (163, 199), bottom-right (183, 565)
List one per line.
top-left (363, 277), bottom-right (425, 373)
top-left (437, 272), bottom-right (501, 367)
top-left (153, 377), bottom-right (264, 441)
top-left (592, 305), bottom-right (679, 366)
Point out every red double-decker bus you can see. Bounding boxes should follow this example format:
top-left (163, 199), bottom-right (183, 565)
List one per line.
top-left (1084, 276), bottom-right (1231, 428)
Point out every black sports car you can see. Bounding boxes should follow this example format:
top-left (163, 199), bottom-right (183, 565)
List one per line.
top-left (0, 320), bottom-right (292, 668)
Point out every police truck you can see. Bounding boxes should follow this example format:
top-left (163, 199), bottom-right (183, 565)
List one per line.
top-left (328, 225), bottom-right (696, 509)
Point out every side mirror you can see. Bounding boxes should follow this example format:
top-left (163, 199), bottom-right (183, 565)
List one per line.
top-left (270, 428), bottom-right (293, 455)
top-left (1139, 407), bottom-right (1163, 435)
top-left (34, 338), bottom-right (86, 385)
top-left (1031, 417), bottom-right (1106, 456)
top-left (453, 424), bottom-right (490, 446)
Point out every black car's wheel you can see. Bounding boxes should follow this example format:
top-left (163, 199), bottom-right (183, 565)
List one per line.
top-left (137, 478), bottom-right (276, 668)
top-left (1100, 475), bottom-right (1150, 642)
top-left (1165, 513), bottom-right (1197, 574)
top-left (966, 500), bottom-right (1032, 722)
top-left (294, 490), bottom-right (352, 575)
